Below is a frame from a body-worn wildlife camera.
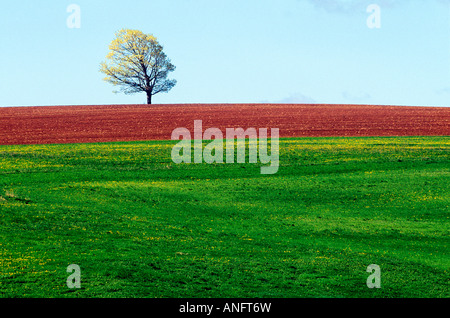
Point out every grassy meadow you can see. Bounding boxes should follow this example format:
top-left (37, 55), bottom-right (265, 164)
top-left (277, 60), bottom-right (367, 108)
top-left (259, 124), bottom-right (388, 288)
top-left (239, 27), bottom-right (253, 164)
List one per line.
top-left (0, 136), bottom-right (448, 298)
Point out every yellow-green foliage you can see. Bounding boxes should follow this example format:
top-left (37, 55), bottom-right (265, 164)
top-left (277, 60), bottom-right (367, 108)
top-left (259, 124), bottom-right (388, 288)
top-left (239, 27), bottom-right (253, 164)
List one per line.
top-left (100, 29), bottom-right (158, 86)
top-left (99, 29), bottom-right (176, 101)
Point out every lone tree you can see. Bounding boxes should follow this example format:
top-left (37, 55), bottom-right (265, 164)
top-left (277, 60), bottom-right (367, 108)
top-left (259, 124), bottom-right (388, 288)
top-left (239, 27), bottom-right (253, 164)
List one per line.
top-left (100, 29), bottom-right (176, 104)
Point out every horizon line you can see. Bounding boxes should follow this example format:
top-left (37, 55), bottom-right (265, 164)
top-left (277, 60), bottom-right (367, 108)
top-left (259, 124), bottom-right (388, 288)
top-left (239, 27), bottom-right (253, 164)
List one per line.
top-left (1, 103), bottom-right (449, 109)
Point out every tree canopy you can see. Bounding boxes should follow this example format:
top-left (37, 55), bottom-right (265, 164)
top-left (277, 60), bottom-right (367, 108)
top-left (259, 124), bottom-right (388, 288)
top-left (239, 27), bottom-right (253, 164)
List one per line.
top-left (100, 29), bottom-right (176, 104)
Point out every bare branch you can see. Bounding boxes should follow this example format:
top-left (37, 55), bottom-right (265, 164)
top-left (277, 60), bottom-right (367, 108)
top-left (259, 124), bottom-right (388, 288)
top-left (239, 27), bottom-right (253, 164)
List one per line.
top-left (100, 29), bottom-right (176, 104)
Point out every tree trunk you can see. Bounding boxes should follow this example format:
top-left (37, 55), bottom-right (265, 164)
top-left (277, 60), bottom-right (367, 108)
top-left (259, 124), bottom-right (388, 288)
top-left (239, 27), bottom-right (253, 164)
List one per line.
top-left (146, 92), bottom-right (152, 104)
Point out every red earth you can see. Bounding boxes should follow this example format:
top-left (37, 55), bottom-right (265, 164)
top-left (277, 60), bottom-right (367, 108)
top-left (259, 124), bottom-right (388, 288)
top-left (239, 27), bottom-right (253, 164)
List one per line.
top-left (0, 104), bottom-right (448, 145)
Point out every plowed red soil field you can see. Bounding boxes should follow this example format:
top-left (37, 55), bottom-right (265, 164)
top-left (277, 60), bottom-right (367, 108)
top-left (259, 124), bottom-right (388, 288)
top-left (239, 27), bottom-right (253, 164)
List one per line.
top-left (0, 104), bottom-right (448, 145)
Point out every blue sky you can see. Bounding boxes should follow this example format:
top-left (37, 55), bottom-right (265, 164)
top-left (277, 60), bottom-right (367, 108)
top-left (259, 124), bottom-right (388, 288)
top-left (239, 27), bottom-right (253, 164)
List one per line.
top-left (0, 0), bottom-right (449, 107)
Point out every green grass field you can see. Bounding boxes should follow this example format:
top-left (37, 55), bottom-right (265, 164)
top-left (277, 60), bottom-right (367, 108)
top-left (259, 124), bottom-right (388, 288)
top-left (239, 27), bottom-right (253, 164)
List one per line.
top-left (0, 137), bottom-right (448, 298)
